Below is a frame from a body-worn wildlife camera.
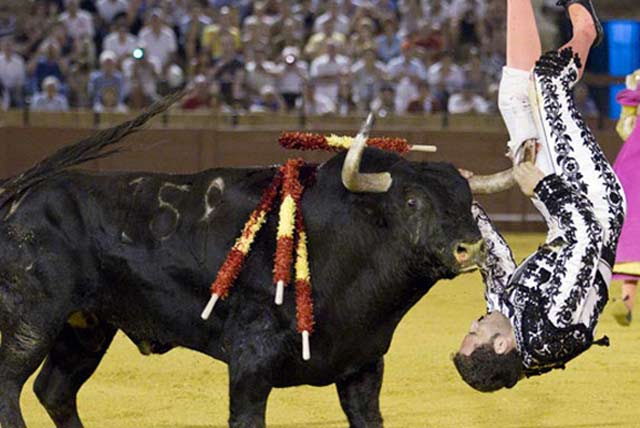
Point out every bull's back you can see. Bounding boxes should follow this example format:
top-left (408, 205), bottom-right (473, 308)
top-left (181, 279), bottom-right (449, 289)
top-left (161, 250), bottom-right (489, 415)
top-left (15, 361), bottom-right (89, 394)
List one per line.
top-left (0, 167), bottom-right (279, 355)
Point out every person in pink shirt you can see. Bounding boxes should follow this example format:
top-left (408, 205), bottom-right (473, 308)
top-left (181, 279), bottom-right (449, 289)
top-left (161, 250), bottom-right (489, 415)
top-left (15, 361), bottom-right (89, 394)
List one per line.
top-left (612, 69), bottom-right (640, 325)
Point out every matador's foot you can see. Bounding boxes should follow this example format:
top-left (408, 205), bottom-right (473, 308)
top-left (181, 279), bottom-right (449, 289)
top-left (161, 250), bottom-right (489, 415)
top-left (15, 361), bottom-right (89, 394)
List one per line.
top-left (528, 48), bottom-right (580, 163)
top-left (534, 48), bottom-right (580, 81)
top-left (556, 0), bottom-right (604, 47)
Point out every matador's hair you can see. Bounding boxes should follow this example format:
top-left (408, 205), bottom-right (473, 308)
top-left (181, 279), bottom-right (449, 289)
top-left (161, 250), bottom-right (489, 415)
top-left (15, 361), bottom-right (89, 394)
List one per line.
top-left (453, 344), bottom-right (524, 392)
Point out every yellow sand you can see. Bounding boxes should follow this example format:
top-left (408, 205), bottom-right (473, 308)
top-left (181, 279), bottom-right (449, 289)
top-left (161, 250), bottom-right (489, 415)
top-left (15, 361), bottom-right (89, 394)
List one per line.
top-left (21, 233), bottom-right (640, 428)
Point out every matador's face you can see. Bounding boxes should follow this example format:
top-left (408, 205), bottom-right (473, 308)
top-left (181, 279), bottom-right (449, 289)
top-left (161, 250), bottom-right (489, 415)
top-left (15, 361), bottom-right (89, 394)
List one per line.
top-left (458, 311), bottom-right (517, 356)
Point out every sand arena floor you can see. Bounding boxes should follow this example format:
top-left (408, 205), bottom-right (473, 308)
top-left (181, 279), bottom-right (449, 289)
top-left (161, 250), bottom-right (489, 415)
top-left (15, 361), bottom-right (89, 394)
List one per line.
top-left (21, 233), bottom-right (640, 428)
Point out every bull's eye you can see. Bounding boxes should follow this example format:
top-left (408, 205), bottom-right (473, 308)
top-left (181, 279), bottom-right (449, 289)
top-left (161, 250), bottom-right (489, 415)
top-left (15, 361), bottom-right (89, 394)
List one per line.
top-left (407, 198), bottom-right (417, 208)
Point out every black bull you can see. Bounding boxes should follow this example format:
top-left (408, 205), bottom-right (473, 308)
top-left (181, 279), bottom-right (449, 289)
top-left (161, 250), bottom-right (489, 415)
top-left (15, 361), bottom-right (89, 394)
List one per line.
top-left (0, 95), bottom-right (485, 428)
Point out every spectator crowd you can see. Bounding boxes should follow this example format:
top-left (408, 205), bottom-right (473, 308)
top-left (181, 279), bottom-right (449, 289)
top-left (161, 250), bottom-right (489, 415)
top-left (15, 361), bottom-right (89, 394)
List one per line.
top-left (0, 0), bottom-right (600, 116)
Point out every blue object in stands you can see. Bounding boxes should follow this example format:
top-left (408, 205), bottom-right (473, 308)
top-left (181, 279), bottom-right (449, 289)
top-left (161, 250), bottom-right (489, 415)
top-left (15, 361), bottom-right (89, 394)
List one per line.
top-left (606, 21), bottom-right (640, 76)
top-left (605, 20), bottom-right (640, 118)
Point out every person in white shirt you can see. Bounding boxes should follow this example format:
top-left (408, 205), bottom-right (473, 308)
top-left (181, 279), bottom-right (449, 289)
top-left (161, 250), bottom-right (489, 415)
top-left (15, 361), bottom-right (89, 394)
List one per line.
top-left (244, 1), bottom-right (278, 30)
top-left (59, 0), bottom-right (95, 40)
top-left (138, 9), bottom-right (177, 70)
top-left (103, 21), bottom-right (139, 64)
top-left (449, 0), bottom-right (487, 21)
top-left (387, 44), bottom-right (428, 83)
top-left (96, 0), bottom-right (128, 25)
top-left (313, 1), bottom-right (351, 35)
top-left (179, 2), bottom-right (211, 47)
top-left (31, 76), bottom-right (69, 112)
top-left (426, 51), bottom-right (466, 93)
top-left (398, 0), bottom-right (423, 38)
top-left (351, 48), bottom-right (386, 112)
top-left (0, 37), bottom-right (26, 108)
top-left (275, 46), bottom-right (309, 111)
top-left (447, 82), bottom-right (490, 114)
top-left (244, 46), bottom-right (278, 103)
top-left (309, 40), bottom-right (350, 105)
top-left (424, 0), bottom-right (452, 27)
top-left (298, 80), bottom-right (336, 115)
top-left (387, 43), bottom-right (428, 111)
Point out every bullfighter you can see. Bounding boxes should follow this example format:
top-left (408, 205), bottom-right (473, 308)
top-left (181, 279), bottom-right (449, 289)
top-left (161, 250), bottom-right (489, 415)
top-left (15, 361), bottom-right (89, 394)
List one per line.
top-left (453, 0), bottom-right (627, 391)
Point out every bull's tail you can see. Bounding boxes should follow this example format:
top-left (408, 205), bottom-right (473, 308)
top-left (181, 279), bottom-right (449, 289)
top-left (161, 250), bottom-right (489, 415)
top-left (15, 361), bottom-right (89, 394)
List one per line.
top-left (0, 90), bottom-right (185, 210)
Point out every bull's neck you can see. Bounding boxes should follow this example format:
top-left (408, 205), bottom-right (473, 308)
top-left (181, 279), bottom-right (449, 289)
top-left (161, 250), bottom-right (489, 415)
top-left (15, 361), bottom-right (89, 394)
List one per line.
top-left (340, 248), bottom-right (432, 326)
top-left (303, 202), bottom-right (434, 330)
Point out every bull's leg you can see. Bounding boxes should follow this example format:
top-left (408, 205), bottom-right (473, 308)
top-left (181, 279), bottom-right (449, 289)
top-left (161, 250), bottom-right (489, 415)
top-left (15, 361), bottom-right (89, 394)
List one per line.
top-left (34, 320), bottom-right (117, 428)
top-left (336, 358), bottom-right (384, 428)
top-left (228, 363), bottom-right (272, 428)
top-left (0, 319), bottom-right (62, 428)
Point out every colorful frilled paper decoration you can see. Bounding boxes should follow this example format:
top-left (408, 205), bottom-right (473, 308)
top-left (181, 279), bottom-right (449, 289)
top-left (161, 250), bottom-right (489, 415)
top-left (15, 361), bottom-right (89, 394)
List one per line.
top-left (273, 159), bottom-right (304, 305)
top-left (201, 129), bottom-right (436, 361)
top-left (200, 172), bottom-right (283, 321)
top-left (294, 206), bottom-right (314, 360)
top-left (278, 132), bottom-right (437, 154)
top-left (201, 158), bottom-right (315, 361)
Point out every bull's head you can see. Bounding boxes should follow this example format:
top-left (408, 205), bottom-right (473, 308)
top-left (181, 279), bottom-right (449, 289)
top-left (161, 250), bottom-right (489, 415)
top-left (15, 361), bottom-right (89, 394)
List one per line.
top-left (336, 114), bottom-right (511, 279)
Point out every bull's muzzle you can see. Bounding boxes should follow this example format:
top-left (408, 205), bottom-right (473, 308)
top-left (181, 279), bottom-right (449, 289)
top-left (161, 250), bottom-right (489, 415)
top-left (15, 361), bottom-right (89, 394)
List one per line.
top-left (453, 239), bottom-right (486, 272)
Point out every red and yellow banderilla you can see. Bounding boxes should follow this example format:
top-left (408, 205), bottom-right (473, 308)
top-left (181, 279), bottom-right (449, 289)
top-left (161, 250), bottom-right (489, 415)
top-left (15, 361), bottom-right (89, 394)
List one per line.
top-left (200, 172), bottom-right (282, 320)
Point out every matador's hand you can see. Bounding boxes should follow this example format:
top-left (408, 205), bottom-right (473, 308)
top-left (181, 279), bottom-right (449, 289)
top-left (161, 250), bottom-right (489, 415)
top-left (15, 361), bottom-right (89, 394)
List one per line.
top-left (514, 162), bottom-right (545, 198)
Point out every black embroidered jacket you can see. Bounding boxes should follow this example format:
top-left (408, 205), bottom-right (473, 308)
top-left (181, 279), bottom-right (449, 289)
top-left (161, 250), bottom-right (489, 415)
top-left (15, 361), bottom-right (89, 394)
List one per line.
top-left (473, 175), bottom-right (612, 375)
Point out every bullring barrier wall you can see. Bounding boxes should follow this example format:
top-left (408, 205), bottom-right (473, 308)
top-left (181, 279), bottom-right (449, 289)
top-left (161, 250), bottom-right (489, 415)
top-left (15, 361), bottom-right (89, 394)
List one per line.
top-left (0, 111), bottom-right (623, 231)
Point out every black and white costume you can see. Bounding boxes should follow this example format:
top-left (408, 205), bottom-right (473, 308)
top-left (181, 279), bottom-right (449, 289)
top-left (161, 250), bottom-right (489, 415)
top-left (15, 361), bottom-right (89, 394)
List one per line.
top-left (476, 49), bottom-right (627, 375)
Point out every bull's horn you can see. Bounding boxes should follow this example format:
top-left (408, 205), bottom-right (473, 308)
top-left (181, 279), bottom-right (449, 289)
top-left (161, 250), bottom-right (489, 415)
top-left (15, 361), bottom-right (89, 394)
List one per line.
top-left (468, 169), bottom-right (515, 194)
top-left (469, 139), bottom-right (538, 194)
top-left (341, 113), bottom-right (392, 193)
